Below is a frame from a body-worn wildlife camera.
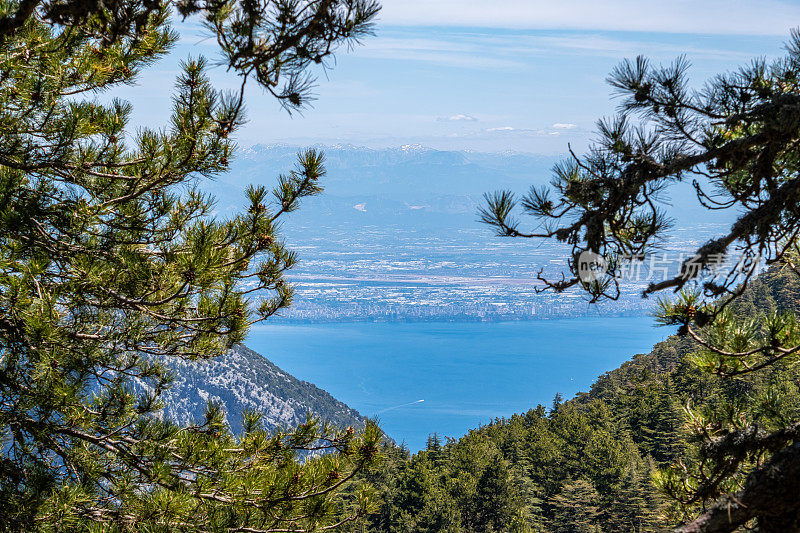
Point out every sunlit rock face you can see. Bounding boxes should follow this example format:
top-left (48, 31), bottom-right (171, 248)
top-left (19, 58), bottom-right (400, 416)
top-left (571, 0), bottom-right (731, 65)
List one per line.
top-left (153, 345), bottom-right (366, 434)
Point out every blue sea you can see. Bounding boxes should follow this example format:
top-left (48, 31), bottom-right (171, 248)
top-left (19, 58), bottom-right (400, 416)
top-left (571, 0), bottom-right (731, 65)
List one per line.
top-left (246, 317), bottom-right (669, 451)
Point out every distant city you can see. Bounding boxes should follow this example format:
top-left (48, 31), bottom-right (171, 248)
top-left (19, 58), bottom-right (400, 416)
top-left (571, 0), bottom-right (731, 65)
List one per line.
top-left (274, 223), bottom-right (729, 322)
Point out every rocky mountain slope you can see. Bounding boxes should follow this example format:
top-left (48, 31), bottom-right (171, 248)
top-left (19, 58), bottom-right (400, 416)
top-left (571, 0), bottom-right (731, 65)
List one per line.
top-left (157, 344), bottom-right (367, 434)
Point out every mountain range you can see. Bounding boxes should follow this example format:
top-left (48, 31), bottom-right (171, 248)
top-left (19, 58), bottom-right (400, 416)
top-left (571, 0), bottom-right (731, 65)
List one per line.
top-left (205, 144), bottom-right (720, 230)
top-left (157, 344), bottom-right (367, 435)
top-left (205, 144), bottom-right (558, 229)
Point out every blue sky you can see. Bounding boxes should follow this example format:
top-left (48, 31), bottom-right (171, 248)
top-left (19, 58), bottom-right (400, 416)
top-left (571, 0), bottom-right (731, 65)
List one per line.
top-left (119, 0), bottom-right (800, 154)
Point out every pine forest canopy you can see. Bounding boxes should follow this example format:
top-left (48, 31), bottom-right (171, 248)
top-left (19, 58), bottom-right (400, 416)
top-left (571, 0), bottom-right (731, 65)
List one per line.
top-left (0, 0), bottom-right (384, 531)
top-left (482, 30), bottom-right (800, 532)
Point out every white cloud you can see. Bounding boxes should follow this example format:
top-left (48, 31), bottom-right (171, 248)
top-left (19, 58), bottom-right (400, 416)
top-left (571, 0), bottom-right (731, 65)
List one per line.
top-left (377, 0), bottom-right (800, 36)
top-left (354, 37), bottom-right (522, 68)
top-left (438, 114), bottom-right (478, 122)
top-left (552, 123), bottom-right (577, 130)
top-left (504, 34), bottom-right (751, 60)
top-left (351, 31), bottom-right (761, 71)
top-left (486, 126), bottom-right (516, 132)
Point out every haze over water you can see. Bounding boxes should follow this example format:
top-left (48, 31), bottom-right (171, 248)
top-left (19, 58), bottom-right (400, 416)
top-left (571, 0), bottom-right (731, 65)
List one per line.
top-left (248, 316), bottom-right (668, 451)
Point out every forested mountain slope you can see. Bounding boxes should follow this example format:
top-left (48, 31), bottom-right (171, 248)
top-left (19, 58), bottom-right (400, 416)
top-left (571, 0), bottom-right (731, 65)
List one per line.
top-left (342, 267), bottom-right (800, 532)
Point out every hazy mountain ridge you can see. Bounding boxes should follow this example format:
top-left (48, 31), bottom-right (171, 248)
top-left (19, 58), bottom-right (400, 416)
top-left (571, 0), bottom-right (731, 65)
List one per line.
top-left (212, 144), bottom-right (558, 211)
top-left (156, 345), bottom-right (367, 434)
top-left (210, 144), bottom-right (715, 228)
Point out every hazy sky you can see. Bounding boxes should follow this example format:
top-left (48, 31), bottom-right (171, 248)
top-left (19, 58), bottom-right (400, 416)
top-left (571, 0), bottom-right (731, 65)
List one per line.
top-left (119, 1), bottom-right (800, 154)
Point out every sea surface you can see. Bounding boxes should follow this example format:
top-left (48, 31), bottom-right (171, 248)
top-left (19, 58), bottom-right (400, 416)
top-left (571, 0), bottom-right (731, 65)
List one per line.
top-left (246, 317), bottom-right (669, 451)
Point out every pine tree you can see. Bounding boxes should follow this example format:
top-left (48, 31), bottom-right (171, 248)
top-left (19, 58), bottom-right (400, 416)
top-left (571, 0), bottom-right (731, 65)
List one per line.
top-left (551, 392), bottom-right (564, 413)
top-left (640, 376), bottom-right (685, 465)
top-left (609, 463), bottom-right (661, 532)
top-left (391, 456), bottom-right (460, 533)
top-left (549, 478), bottom-right (603, 533)
top-left (0, 0), bottom-right (382, 530)
top-left (472, 453), bottom-right (517, 531)
top-left (481, 28), bottom-right (800, 532)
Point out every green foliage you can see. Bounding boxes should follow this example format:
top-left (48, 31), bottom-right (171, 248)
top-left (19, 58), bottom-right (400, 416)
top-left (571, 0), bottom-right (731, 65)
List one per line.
top-left (0, 0), bottom-right (382, 530)
top-left (588, 266), bottom-right (800, 530)
top-left (550, 478), bottom-right (602, 533)
top-left (341, 402), bottom-right (664, 532)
